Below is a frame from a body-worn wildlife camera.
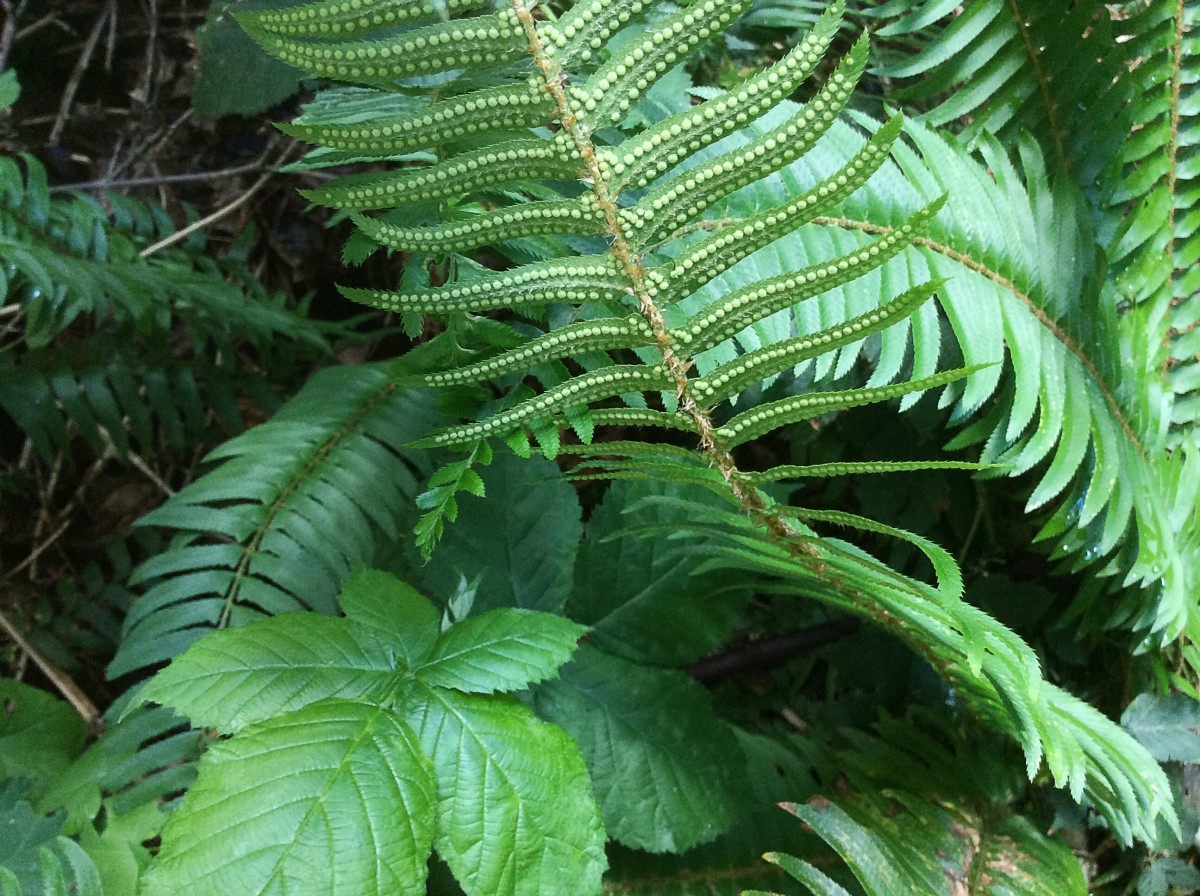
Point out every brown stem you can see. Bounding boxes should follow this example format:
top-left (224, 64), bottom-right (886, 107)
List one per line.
top-left (508, 0), bottom-right (799, 545)
top-left (687, 617), bottom-right (860, 684)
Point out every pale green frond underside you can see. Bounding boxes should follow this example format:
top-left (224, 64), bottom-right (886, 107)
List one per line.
top-left (341, 256), bottom-right (630, 314)
top-left (573, 0), bottom-right (754, 128)
top-left (628, 34), bottom-right (872, 249)
top-left (302, 137), bottom-right (582, 211)
top-left (243, 9), bottom-right (528, 85)
top-left (415, 365), bottom-right (673, 449)
top-left (237, 0), bottom-right (488, 39)
top-left (355, 198), bottom-right (607, 254)
top-left (602, 1), bottom-right (842, 193)
top-left (716, 366), bottom-right (984, 448)
top-left (280, 79), bottom-right (555, 156)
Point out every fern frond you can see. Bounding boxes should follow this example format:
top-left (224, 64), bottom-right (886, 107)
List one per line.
top-left (110, 365), bottom-right (440, 677)
top-left (244, 0), bottom-right (1177, 847)
top-left (665, 500), bottom-right (1175, 846)
top-left (866, 0), bottom-right (1124, 177)
top-left (415, 365), bottom-right (673, 449)
top-left (303, 136), bottom-right (582, 210)
top-left (355, 199), bottom-right (608, 253)
top-left (413, 316), bottom-right (655, 388)
top-left (242, 8), bottom-right (528, 85)
top-left (1101, 2), bottom-right (1199, 440)
top-left (682, 103), bottom-right (1200, 643)
top-left (691, 280), bottom-right (943, 404)
top-left (572, 0), bottom-right (755, 128)
top-left (628, 35), bottom-right (872, 250)
top-left (278, 79), bottom-right (555, 155)
top-left (752, 715), bottom-right (1090, 896)
top-left (341, 255), bottom-right (629, 313)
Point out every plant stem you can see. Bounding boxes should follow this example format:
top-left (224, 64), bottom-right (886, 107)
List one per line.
top-left (509, 0), bottom-right (797, 544)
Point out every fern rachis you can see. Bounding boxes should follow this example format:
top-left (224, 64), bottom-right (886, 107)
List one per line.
top-left (108, 0), bottom-right (1183, 892)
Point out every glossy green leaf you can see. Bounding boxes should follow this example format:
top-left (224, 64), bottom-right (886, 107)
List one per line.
top-left (533, 646), bottom-right (749, 852)
top-left (569, 480), bottom-right (752, 666)
top-left (417, 609), bottom-right (586, 694)
top-left (144, 699), bottom-right (436, 896)
top-left (402, 686), bottom-right (607, 896)
top-left (0, 680), bottom-right (86, 798)
top-left (134, 614), bottom-right (401, 733)
top-left (421, 450), bottom-right (582, 614)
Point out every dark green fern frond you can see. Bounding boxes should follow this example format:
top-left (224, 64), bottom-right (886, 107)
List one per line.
top-left (1100, 2), bottom-right (1199, 441)
top-left (0, 153), bottom-right (335, 468)
top-left (865, 0), bottom-right (1125, 179)
top-left (110, 365), bottom-right (442, 677)
top-left (0, 347), bottom-right (278, 464)
top-left (754, 717), bottom-right (1089, 896)
top-left (238, 0), bottom-right (1177, 848)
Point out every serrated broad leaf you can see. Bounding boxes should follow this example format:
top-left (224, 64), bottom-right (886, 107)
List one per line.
top-left (416, 609), bottom-right (586, 693)
top-left (401, 685), bottom-right (606, 896)
top-left (134, 613), bottom-right (401, 734)
top-left (569, 480), bottom-right (753, 666)
top-left (136, 569), bottom-right (441, 732)
top-left (143, 699), bottom-right (436, 896)
top-left (339, 568), bottom-right (440, 669)
top-left (532, 646), bottom-right (749, 853)
top-left (1122, 693), bottom-right (1200, 763)
top-left (420, 450), bottom-right (582, 614)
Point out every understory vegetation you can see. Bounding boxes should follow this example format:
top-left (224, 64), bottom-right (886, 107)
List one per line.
top-left (1, 0), bottom-right (1199, 893)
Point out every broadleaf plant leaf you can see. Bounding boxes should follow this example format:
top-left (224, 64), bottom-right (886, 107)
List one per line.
top-left (143, 699), bottom-right (436, 896)
top-left (135, 568), bottom-right (441, 732)
top-left (134, 569), bottom-right (598, 895)
top-left (420, 450), bottom-right (582, 614)
top-left (533, 645), bottom-right (750, 853)
top-left (339, 568), bottom-right (441, 670)
top-left (134, 613), bottom-right (402, 733)
top-left (401, 685), bottom-right (607, 896)
top-left (1122, 693), bottom-right (1200, 763)
top-left (569, 480), bottom-right (753, 666)
top-left (416, 609), bottom-right (587, 693)
top-left (0, 679), bottom-right (87, 798)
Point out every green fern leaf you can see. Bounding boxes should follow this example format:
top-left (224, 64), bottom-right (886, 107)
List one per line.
top-left (574, 0), bottom-right (754, 128)
top-left (716, 366), bottom-right (982, 447)
top-left (279, 80), bottom-right (555, 155)
top-left (236, 0), bottom-right (1181, 853)
top-left (605, 1), bottom-right (841, 193)
top-left (302, 137), bottom-right (581, 211)
top-left (239, 0), bottom-right (489, 38)
top-left (241, 9), bottom-right (527, 84)
top-left (0, 784), bottom-right (103, 896)
top-left (112, 366), bottom-right (441, 677)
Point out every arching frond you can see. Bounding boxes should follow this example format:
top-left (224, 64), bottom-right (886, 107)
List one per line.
top-left (224, 0), bottom-right (1180, 848)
